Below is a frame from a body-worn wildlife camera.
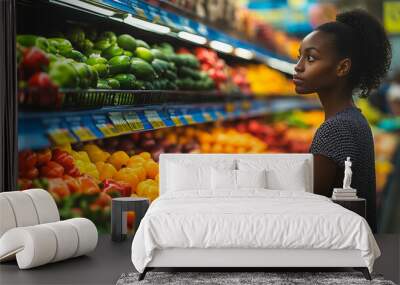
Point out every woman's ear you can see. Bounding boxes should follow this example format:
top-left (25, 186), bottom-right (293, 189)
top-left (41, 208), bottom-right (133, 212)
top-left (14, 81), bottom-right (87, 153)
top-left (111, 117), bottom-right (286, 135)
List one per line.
top-left (336, 58), bottom-right (351, 77)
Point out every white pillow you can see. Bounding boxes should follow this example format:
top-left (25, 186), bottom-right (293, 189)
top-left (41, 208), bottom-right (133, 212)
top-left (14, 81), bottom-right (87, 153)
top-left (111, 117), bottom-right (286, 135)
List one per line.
top-left (167, 162), bottom-right (211, 191)
top-left (167, 158), bottom-right (236, 170)
top-left (236, 169), bottom-right (267, 189)
top-left (265, 164), bottom-right (307, 191)
top-left (211, 168), bottom-right (237, 190)
top-left (237, 159), bottom-right (309, 192)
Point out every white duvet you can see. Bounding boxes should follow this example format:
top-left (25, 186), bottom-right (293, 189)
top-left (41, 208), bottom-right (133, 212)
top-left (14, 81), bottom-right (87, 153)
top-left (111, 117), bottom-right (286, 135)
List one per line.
top-left (131, 190), bottom-right (380, 273)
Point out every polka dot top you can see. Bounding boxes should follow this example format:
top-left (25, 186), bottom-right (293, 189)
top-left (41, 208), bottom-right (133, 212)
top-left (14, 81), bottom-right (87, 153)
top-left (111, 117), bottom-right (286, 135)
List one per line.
top-left (310, 106), bottom-right (376, 231)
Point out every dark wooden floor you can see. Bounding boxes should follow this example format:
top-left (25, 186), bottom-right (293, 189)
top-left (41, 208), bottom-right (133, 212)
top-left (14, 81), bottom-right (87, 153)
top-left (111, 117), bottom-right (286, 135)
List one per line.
top-left (0, 234), bottom-right (399, 285)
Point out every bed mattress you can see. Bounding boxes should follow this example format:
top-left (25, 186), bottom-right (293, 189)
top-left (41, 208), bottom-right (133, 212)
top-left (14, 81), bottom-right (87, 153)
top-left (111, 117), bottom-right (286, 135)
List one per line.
top-left (131, 190), bottom-right (380, 273)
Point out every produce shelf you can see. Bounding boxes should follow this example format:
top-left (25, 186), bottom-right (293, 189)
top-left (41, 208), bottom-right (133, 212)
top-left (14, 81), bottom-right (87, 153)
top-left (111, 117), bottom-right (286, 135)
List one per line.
top-left (45, 0), bottom-right (295, 74)
top-left (18, 97), bottom-right (321, 150)
top-left (20, 89), bottom-right (261, 110)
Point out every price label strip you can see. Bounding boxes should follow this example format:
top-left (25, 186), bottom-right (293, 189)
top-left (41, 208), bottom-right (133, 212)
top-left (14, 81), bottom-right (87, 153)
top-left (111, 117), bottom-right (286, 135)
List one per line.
top-left (65, 116), bottom-right (99, 142)
top-left (203, 112), bottom-right (214, 122)
top-left (168, 109), bottom-right (185, 126)
top-left (71, 126), bottom-right (97, 142)
top-left (144, 110), bottom-right (166, 129)
top-left (97, 123), bottom-right (117, 137)
top-left (93, 114), bottom-right (119, 138)
top-left (108, 112), bottom-right (132, 134)
top-left (241, 100), bottom-right (251, 111)
top-left (171, 116), bottom-right (184, 126)
top-left (47, 128), bottom-right (77, 145)
top-left (124, 111), bottom-right (145, 131)
top-left (225, 102), bottom-right (236, 119)
top-left (183, 114), bottom-right (196, 124)
top-left (225, 102), bottom-right (235, 113)
top-left (215, 110), bottom-right (225, 120)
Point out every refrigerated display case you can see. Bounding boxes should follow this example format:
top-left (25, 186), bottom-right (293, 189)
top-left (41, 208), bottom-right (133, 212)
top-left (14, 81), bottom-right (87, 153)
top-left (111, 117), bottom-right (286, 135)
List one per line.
top-left (1, 0), bottom-right (398, 233)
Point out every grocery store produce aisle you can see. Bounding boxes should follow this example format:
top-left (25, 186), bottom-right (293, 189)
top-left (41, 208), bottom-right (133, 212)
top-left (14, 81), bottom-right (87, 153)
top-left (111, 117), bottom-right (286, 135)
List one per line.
top-left (0, 234), bottom-right (398, 285)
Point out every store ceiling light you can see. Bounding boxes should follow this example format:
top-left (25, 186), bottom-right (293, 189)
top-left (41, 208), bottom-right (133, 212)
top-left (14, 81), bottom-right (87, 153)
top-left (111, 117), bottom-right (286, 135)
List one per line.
top-left (234, 48), bottom-right (254, 59)
top-left (266, 57), bottom-right (296, 75)
top-left (124, 15), bottom-right (171, 34)
top-left (209, 41), bottom-right (234, 54)
top-left (178, 31), bottom-right (207, 45)
top-left (52, 0), bottom-right (115, 16)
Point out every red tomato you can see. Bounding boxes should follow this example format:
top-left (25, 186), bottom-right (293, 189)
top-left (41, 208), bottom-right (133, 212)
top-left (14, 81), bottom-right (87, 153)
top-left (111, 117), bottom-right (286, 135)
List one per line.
top-left (40, 161), bottom-right (64, 178)
top-left (19, 150), bottom-right (37, 171)
top-left (78, 176), bottom-right (101, 195)
top-left (47, 178), bottom-right (70, 199)
top-left (24, 167), bottom-right (39, 179)
top-left (66, 166), bottom-right (80, 177)
top-left (94, 192), bottom-right (111, 208)
top-left (37, 149), bottom-right (52, 165)
top-left (63, 175), bottom-right (81, 194)
top-left (52, 149), bottom-right (75, 170)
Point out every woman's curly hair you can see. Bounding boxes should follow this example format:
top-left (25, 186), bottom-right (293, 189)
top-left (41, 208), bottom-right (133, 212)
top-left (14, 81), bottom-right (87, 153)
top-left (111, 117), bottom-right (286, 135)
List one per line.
top-left (317, 9), bottom-right (392, 97)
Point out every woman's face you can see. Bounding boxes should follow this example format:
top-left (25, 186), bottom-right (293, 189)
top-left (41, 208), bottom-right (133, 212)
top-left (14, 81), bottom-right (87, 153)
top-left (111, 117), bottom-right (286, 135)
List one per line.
top-left (293, 30), bottom-right (341, 94)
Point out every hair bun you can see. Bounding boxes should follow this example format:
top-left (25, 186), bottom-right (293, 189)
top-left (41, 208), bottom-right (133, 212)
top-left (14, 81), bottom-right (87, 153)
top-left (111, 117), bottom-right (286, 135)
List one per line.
top-left (336, 9), bottom-right (373, 35)
top-left (334, 9), bottom-right (392, 96)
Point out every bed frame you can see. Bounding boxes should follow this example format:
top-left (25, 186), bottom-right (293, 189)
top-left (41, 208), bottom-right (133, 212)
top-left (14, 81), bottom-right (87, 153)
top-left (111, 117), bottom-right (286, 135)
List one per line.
top-left (139, 248), bottom-right (371, 280)
top-left (138, 154), bottom-right (372, 281)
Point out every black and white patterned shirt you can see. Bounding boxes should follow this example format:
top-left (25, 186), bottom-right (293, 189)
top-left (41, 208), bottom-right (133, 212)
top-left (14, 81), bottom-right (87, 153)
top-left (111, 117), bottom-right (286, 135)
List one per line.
top-left (310, 106), bottom-right (376, 232)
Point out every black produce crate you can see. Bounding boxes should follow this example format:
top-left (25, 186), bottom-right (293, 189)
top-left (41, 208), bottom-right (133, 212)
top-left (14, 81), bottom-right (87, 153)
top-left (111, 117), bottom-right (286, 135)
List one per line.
top-left (62, 90), bottom-right (121, 108)
top-left (19, 89), bottom-right (253, 111)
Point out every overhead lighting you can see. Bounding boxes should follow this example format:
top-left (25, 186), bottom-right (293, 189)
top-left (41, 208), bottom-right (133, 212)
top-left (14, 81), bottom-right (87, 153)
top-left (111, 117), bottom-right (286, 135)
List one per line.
top-left (52, 0), bottom-right (115, 16)
top-left (124, 15), bottom-right (171, 34)
top-left (178, 31), bottom-right (207, 45)
top-left (265, 57), bottom-right (295, 75)
top-left (209, 41), bottom-right (234, 54)
top-left (234, 48), bottom-right (254, 59)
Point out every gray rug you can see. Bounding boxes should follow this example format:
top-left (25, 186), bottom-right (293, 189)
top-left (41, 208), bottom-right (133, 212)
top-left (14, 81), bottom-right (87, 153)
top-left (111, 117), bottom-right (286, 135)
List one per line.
top-left (116, 271), bottom-right (396, 285)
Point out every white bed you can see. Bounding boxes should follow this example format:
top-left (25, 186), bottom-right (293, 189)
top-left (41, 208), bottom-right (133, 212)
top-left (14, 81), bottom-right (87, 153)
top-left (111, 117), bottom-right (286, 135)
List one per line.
top-left (131, 154), bottom-right (380, 280)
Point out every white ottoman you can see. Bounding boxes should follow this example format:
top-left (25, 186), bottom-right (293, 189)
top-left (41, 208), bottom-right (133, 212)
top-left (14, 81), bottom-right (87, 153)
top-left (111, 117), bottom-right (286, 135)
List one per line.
top-left (0, 189), bottom-right (98, 269)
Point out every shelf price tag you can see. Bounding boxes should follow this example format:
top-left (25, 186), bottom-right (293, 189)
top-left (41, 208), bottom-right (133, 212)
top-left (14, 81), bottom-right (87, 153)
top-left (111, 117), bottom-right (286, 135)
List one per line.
top-left (63, 116), bottom-right (99, 142)
top-left (96, 123), bottom-right (117, 138)
top-left (215, 110), bottom-right (225, 120)
top-left (144, 110), bottom-right (166, 129)
top-left (124, 112), bottom-right (145, 131)
top-left (93, 114), bottom-right (119, 138)
top-left (171, 116), bottom-right (184, 126)
top-left (183, 114), bottom-right (196, 124)
top-left (47, 128), bottom-right (77, 145)
top-left (225, 102), bottom-right (235, 113)
top-left (71, 126), bottom-right (97, 142)
top-left (241, 100), bottom-right (251, 111)
top-left (202, 111), bottom-right (213, 122)
top-left (168, 109), bottom-right (184, 126)
top-left (108, 112), bottom-right (132, 134)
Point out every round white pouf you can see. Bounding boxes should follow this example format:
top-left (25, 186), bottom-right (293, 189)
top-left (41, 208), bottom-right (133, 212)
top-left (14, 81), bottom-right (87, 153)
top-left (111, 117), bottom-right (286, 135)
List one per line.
top-left (0, 192), bottom-right (39, 227)
top-left (42, 221), bottom-right (79, 262)
top-left (0, 226), bottom-right (57, 269)
top-left (65, 218), bottom-right (98, 257)
top-left (0, 196), bottom-right (17, 237)
top-left (24, 189), bottom-right (60, 224)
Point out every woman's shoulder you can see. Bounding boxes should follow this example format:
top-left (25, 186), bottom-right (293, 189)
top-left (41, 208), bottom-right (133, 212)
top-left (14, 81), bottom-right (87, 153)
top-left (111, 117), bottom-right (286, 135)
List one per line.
top-left (317, 107), bottom-right (369, 134)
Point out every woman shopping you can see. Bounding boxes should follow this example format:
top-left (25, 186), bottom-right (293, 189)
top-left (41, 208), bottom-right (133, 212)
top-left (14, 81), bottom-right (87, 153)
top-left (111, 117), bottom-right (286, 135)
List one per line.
top-left (293, 9), bottom-right (392, 232)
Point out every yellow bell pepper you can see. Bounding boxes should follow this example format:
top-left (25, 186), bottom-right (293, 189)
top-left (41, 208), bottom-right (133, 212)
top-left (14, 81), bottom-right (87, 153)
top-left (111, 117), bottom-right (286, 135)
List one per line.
top-left (108, 151), bottom-right (130, 170)
top-left (96, 162), bottom-right (117, 181)
top-left (113, 167), bottom-right (139, 192)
